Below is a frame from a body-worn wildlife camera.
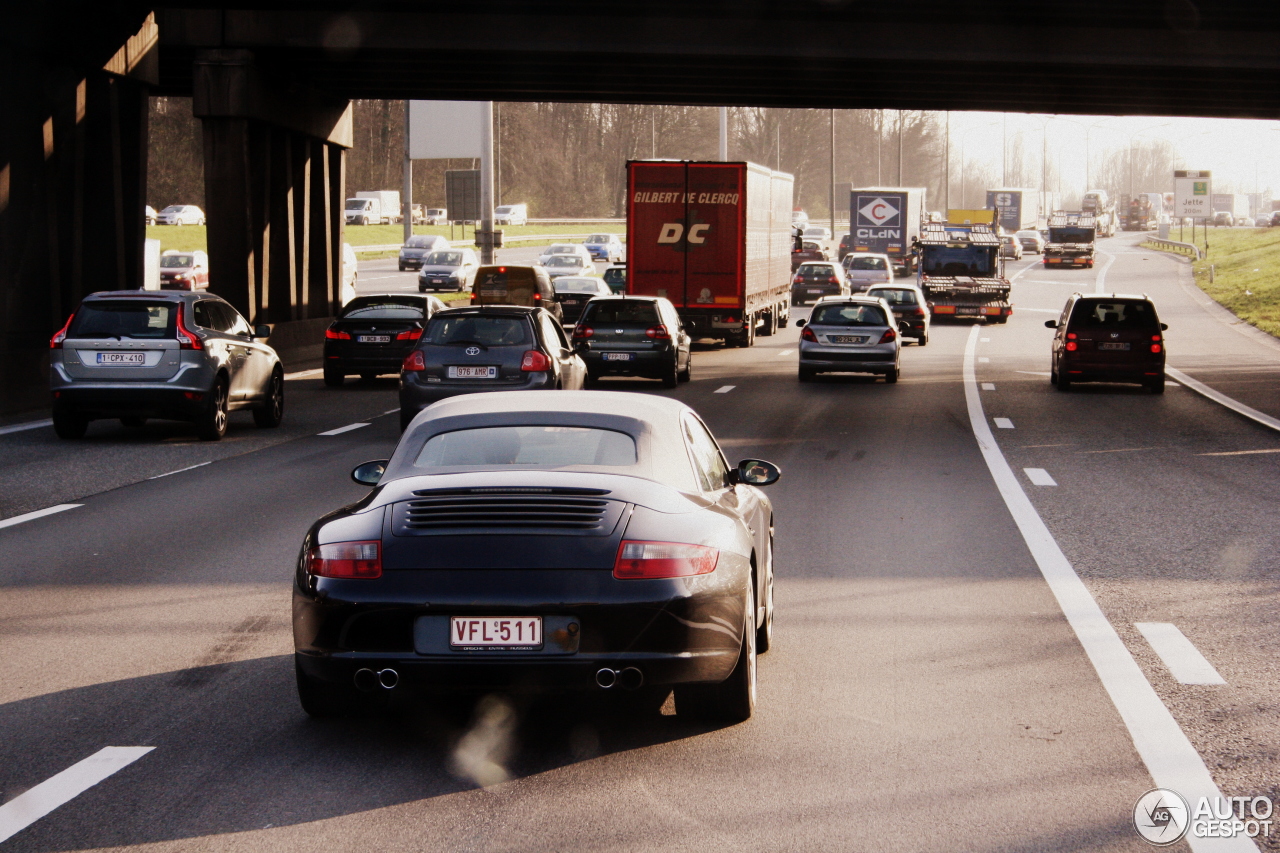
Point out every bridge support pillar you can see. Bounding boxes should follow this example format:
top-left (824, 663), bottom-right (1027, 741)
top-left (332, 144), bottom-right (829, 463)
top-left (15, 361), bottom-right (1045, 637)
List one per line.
top-left (193, 50), bottom-right (351, 327)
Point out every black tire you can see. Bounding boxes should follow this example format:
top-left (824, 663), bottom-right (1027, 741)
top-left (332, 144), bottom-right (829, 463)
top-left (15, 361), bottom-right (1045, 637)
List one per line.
top-left (53, 409), bottom-right (88, 439)
top-left (1148, 376), bottom-right (1166, 394)
top-left (885, 365), bottom-right (899, 384)
top-left (323, 369), bottom-right (344, 388)
top-left (196, 376), bottom-right (229, 441)
top-left (661, 357), bottom-right (678, 388)
top-left (400, 407), bottom-right (416, 431)
top-left (295, 658), bottom-right (367, 718)
top-left (253, 367), bottom-right (284, 428)
top-left (1056, 376), bottom-right (1072, 392)
top-left (583, 372), bottom-right (599, 389)
top-left (798, 366), bottom-right (815, 383)
top-left (737, 317), bottom-right (756, 348)
top-left (756, 545), bottom-right (775, 654)
top-left (918, 329), bottom-right (929, 346)
top-left (675, 594), bottom-right (756, 723)
top-left (359, 372), bottom-right (378, 382)
top-left (398, 264), bottom-right (406, 272)
top-left (759, 309), bottom-right (776, 337)
top-left (678, 352), bottom-right (691, 383)
top-left (120, 416), bottom-right (146, 428)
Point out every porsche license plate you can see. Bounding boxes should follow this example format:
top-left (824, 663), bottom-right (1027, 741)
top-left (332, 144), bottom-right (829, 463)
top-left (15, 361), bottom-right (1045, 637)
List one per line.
top-left (447, 366), bottom-right (498, 379)
top-left (450, 617), bottom-right (542, 649)
top-left (358, 335), bottom-right (391, 343)
top-left (96, 352), bottom-right (145, 365)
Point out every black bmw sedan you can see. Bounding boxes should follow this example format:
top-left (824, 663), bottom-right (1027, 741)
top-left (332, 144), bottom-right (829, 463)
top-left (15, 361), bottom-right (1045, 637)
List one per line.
top-left (323, 294), bottom-right (446, 387)
top-left (292, 391), bottom-right (780, 722)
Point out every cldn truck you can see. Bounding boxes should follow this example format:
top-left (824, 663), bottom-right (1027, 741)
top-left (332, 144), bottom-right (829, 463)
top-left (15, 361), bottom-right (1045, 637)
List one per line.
top-left (848, 187), bottom-right (926, 276)
top-left (626, 160), bottom-right (794, 347)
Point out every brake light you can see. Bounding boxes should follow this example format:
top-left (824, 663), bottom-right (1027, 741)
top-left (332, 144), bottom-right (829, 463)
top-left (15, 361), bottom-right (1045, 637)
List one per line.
top-left (175, 303), bottom-right (203, 350)
top-left (879, 327), bottom-right (897, 344)
top-left (50, 314), bottom-right (73, 349)
top-left (614, 541), bottom-right (718, 579)
top-left (1151, 343), bottom-right (1162, 353)
top-left (913, 306), bottom-right (926, 316)
top-left (645, 324), bottom-right (671, 340)
top-left (395, 328), bottom-right (424, 341)
top-left (325, 328), bottom-right (352, 340)
top-left (1065, 341), bottom-right (1078, 351)
top-left (828, 276), bottom-right (838, 284)
top-left (470, 292), bottom-right (478, 303)
top-left (533, 291), bottom-right (542, 302)
top-left (1067, 332), bottom-right (1077, 339)
top-left (305, 541), bottom-right (381, 579)
top-left (402, 350), bottom-right (426, 371)
top-left (800, 326), bottom-right (817, 342)
top-left (521, 350), bottom-right (551, 371)
top-left (573, 326), bottom-right (594, 339)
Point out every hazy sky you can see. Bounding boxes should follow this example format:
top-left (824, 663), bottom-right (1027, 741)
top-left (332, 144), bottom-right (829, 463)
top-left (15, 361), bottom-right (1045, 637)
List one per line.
top-left (944, 111), bottom-right (1279, 197)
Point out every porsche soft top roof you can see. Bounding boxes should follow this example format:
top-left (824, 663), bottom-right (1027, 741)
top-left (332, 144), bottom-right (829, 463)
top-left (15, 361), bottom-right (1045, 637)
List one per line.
top-left (384, 390), bottom-right (703, 491)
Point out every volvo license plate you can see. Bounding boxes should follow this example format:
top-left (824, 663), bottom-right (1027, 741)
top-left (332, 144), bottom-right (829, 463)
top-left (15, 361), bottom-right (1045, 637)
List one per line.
top-left (450, 617), bottom-right (542, 649)
top-left (96, 352), bottom-right (145, 365)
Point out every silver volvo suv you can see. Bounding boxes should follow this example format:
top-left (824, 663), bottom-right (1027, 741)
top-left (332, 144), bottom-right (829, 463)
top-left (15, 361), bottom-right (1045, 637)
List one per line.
top-left (49, 290), bottom-right (284, 440)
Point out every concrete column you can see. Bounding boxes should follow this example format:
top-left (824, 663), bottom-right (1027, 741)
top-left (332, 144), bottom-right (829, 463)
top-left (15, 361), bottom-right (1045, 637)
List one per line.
top-left (201, 117), bottom-right (258, 319)
top-left (307, 140), bottom-right (334, 316)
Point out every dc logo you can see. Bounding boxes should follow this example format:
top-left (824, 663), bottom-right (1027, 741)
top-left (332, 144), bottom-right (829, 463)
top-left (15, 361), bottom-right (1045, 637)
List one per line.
top-left (465, 347), bottom-right (480, 356)
top-left (1133, 789), bottom-right (1190, 845)
top-left (657, 222), bottom-right (710, 245)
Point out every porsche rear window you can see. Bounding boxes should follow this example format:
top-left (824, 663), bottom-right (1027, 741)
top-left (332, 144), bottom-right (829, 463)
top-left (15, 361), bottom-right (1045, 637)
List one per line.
top-left (415, 426), bottom-right (637, 467)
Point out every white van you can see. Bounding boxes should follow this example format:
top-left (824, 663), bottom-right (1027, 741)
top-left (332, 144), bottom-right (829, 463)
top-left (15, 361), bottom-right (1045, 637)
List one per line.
top-left (494, 203), bottom-right (528, 226)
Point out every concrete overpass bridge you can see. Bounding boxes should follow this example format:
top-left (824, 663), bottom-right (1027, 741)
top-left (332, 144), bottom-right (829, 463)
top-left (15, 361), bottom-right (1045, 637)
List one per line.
top-left (4, 1), bottom-right (1278, 412)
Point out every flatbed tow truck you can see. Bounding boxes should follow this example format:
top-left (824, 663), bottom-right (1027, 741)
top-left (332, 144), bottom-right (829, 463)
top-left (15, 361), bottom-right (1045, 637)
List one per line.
top-left (1043, 212), bottom-right (1096, 268)
top-left (915, 215), bottom-right (1012, 324)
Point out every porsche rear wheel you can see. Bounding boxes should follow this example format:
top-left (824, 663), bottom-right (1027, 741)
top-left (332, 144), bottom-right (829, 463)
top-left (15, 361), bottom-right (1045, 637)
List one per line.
top-left (676, 593), bottom-right (756, 723)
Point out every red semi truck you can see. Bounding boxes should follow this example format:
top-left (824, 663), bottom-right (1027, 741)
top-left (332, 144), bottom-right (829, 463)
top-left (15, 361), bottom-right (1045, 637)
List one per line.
top-left (626, 160), bottom-right (794, 347)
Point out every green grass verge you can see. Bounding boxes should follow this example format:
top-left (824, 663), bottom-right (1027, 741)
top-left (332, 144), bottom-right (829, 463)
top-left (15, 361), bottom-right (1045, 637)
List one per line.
top-left (1145, 228), bottom-right (1280, 339)
top-left (147, 222), bottom-right (625, 254)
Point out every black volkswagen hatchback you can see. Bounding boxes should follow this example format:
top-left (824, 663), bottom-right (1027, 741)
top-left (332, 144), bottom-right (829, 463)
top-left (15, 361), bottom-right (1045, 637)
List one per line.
top-left (398, 306), bottom-right (586, 429)
top-left (572, 296), bottom-right (691, 388)
top-left (292, 391), bottom-right (781, 722)
top-left (1047, 293), bottom-right (1168, 393)
top-left (324, 294), bottom-right (446, 386)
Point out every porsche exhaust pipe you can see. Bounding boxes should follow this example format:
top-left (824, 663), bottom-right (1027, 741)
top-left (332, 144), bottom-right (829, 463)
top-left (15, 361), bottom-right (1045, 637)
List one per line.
top-left (354, 668), bottom-right (378, 692)
top-left (378, 668), bottom-right (399, 689)
top-left (618, 667), bottom-right (644, 691)
top-left (595, 668), bottom-right (617, 689)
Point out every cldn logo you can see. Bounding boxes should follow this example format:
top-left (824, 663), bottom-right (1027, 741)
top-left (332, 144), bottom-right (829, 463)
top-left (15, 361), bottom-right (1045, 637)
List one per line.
top-left (657, 222), bottom-right (710, 244)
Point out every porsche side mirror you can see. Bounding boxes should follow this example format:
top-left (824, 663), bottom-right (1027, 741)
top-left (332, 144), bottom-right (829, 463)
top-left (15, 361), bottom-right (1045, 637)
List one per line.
top-left (1044, 320), bottom-right (1058, 329)
top-left (253, 324), bottom-right (273, 338)
top-left (733, 459), bottom-right (781, 487)
top-left (351, 460), bottom-right (389, 487)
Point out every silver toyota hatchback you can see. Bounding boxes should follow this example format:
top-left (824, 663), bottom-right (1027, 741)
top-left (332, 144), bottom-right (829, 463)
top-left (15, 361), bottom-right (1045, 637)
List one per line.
top-left (796, 295), bottom-right (901, 383)
top-left (49, 290), bottom-right (284, 440)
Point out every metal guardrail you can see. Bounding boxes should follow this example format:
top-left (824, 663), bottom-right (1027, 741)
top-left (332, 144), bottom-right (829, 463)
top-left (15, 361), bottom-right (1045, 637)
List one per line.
top-left (352, 234), bottom-right (627, 254)
top-left (1143, 238), bottom-right (1204, 260)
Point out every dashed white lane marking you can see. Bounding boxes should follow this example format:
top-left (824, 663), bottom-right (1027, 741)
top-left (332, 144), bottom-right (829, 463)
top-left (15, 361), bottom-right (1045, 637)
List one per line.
top-left (980, 337), bottom-right (990, 342)
top-left (284, 368), bottom-right (323, 380)
top-left (978, 357), bottom-right (990, 363)
top-left (1166, 367), bottom-right (1280, 434)
top-left (993, 418), bottom-right (1015, 429)
top-left (1136, 623), bottom-right (1227, 686)
top-left (778, 350), bottom-right (794, 357)
top-left (318, 423), bottom-right (370, 436)
top-left (147, 462), bottom-right (211, 480)
top-left (962, 324), bottom-right (1248, 852)
top-left (0, 747), bottom-right (154, 844)
top-left (1023, 467), bottom-right (1057, 486)
top-left (714, 386), bottom-right (735, 394)
top-left (0, 504), bottom-right (82, 531)
top-left (0, 419), bottom-right (53, 436)
top-left (981, 383), bottom-right (996, 391)
top-left (1016, 370), bottom-right (1052, 377)
top-left (1198, 447), bottom-right (1280, 457)
top-left (382, 408), bottom-right (399, 416)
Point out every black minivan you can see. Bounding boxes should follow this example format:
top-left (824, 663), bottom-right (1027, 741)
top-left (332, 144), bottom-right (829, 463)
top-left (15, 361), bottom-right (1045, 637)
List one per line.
top-left (1046, 293), bottom-right (1168, 393)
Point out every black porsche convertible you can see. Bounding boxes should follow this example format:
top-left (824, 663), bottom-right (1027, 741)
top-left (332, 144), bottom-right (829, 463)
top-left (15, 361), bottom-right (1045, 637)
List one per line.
top-left (292, 391), bottom-right (780, 722)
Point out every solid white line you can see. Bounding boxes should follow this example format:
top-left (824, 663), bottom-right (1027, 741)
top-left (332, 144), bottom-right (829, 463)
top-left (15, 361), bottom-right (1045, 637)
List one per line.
top-left (147, 461), bottom-right (211, 480)
top-left (284, 368), bottom-right (323, 380)
top-left (0, 419), bottom-right (52, 436)
top-left (1016, 370), bottom-right (1052, 377)
top-left (993, 417), bottom-right (1014, 429)
top-left (0, 747), bottom-right (154, 844)
top-left (0, 504), bottom-right (82, 531)
top-left (1136, 623), bottom-right (1227, 686)
top-left (318, 423), bottom-right (370, 436)
top-left (714, 386), bottom-right (735, 394)
top-left (1166, 367), bottom-right (1280, 434)
top-left (1094, 251), bottom-right (1117, 294)
top-left (981, 383), bottom-right (996, 391)
top-left (1020, 307), bottom-right (1061, 314)
top-left (1198, 448), bottom-right (1280, 457)
top-left (1023, 467), bottom-right (1057, 486)
top-left (778, 350), bottom-right (794, 357)
top-left (962, 324), bottom-right (1250, 853)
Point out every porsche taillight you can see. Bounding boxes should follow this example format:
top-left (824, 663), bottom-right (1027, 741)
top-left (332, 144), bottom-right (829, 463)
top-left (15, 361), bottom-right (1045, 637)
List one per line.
top-left (613, 541), bottom-right (719, 579)
top-left (305, 541), bottom-right (381, 579)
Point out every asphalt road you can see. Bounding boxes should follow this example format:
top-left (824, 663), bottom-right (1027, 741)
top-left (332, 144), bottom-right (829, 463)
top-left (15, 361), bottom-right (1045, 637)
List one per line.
top-left (2, 232), bottom-right (1279, 851)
